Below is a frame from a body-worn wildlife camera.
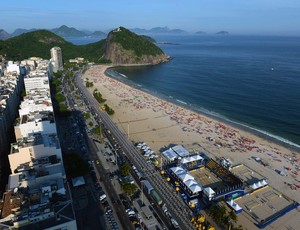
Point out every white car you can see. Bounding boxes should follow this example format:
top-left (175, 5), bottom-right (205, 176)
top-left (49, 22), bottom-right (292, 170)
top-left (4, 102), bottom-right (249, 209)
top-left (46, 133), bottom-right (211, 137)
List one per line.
top-left (171, 218), bottom-right (179, 228)
top-left (162, 204), bottom-right (168, 213)
top-left (100, 194), bottom-right (107, 201)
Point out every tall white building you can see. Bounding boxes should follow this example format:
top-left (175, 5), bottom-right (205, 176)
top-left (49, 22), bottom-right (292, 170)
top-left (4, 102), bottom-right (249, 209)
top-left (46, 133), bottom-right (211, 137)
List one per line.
top-left (50, 47), bottom-right (63, 72)
top-left (0, 58), bottom-right (77, 229)
top-left (24, 71), bottom-right (50, 94)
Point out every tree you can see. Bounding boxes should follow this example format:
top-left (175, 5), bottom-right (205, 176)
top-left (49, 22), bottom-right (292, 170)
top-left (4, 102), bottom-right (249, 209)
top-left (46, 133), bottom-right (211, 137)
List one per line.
top-left (208, 203), bottom-right (227, 225)
top-left (228, 210), bottom-right (237, 223)
top-left (120, 163), bottom-right (131, 176)
top-left (122, 183), bottom-right (137, 196)
top-left (104, 104), bottom-right (114, 115)
top-left (83, 112), bottom-right (91, 120)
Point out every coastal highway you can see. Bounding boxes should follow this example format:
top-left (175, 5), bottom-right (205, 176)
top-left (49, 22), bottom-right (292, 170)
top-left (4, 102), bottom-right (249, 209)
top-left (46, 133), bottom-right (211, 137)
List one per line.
top-left (74, 69), bottom-right (195, 229)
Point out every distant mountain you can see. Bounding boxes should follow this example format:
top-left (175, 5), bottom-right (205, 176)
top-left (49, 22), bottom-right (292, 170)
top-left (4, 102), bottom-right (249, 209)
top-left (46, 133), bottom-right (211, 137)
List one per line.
top-left (195, 31), bottom-right (206, 35)
top-left (88, 31), bottom-right (106, 38)
top-left (149, 26), bottom-right (170, 33)
top-left (130, 27), bottom-right (188, 34)
top-left (81, 29), bottom-right (92, 35)
top-left (130, 28), bottom-right (148, 34)
top-left (51, 25), bottom-right (86, 37)
top-left (11, 28), bottom-right (38, 37)
top-left (169, 29), bottom-right (188, 34)
top-left (0, 29), bottom-right (10, 40)
top-left (216, 31), bottom-right (229, 35)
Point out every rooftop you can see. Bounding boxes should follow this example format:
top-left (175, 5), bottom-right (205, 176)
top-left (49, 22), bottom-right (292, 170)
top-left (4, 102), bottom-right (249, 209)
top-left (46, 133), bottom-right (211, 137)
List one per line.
top-left (230, 164), bottom-right (266, 186)
top-left (172, 145), bottom-right (191, 158)
top-left (11, 133), bottom-right (60, 154)
top-left (1, 177), bottom-right (74, 229)
top-left (19, 111), bottom-right (54, 125)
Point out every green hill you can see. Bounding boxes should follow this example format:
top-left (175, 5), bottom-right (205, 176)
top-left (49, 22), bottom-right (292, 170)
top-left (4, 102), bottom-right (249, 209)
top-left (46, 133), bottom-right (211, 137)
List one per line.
top-left (0, 30), bottom-right (106, 62)
top-left (0, 27), bottom-right (170, 65)
top-left (108, 27), bottom-right (163, 56)
top-left (105, 27), bottom-right (170, 65)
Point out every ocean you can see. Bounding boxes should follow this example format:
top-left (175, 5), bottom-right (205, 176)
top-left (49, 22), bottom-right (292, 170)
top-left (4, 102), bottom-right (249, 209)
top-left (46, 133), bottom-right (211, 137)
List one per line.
top-left (66, 35), bottom-right (300, 148)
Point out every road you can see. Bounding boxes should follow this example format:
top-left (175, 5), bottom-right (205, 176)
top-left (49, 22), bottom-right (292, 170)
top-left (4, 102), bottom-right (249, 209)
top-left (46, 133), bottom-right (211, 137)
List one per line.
top-left (88, 137), bottom-right (134, 230)
top-left (74, 69), bottom-right (195, 230)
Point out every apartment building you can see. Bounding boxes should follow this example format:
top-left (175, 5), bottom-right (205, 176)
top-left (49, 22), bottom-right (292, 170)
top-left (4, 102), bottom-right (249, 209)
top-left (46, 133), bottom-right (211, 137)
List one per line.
top-left (0, 65), bottom-right (25, 157)
top-left (50, 47), bottom-right (63, 73)
top-left (0, 54), bottom-right (77, 229)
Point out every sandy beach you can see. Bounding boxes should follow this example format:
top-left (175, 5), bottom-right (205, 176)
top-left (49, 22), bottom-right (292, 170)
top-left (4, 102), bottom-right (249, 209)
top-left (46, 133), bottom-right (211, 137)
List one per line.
top-left (83, 65), bottom-right (300, 204)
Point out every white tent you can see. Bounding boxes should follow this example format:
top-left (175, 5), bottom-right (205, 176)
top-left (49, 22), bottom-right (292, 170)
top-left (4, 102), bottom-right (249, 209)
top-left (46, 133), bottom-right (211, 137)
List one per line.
top-left (185, 179), bottom-right (198, 187)
top-left (172, 145), bottom-right (190, 157)
top-left (226, 199), bottom-right (243, 213)
top-left (189, 184), bottom-right (202, 194)
top-left (170, 166), bottom-right (185, 175)
top-left (178, 173), bottom-right (194, 182)
top-left (262, 180), bottom-right (268, 186)
top-left (251, 183), bottom-right (258, 190)
top-left (163, 149), bottom-right (178, 161)
top-left (181, 155), bottom-right (203, 164)
top-left (203, 187), bottom-right (215, 197)
top-left (72, 176), bottom-right (85, 187)
top-left (257, 181), bottom-right (263, 187)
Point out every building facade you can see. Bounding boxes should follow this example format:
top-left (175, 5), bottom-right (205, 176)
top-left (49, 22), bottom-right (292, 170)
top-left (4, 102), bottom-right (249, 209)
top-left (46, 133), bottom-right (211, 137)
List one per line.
top-left (50, 47), bottom-right (63, 73)
top-left (0, 57), bottom-right (76, 229)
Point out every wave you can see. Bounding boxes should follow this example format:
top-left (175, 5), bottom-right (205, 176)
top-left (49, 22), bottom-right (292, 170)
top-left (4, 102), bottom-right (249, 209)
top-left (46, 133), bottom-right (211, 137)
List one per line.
top-left (176, 99), bottom-right (188, 105)
top-left (118, 72), bottom-right (128, 79)
top-left (240, 124), bottom-right (300, 149)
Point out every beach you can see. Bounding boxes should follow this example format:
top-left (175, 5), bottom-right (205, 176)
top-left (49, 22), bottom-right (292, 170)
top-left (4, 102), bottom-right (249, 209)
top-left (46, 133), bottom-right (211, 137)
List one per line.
top-left (83, 65), bottom-right (300, 203)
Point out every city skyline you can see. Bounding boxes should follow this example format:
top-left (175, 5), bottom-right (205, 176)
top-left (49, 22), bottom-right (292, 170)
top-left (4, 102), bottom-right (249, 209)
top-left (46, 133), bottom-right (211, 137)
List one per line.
top-left (1, 0), bottom-right (300, 36)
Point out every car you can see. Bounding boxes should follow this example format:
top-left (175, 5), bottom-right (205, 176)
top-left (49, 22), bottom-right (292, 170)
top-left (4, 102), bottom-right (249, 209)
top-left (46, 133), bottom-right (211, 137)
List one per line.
top-left (96, 160), bottom-right (100, 165)
top-left (166, 211), bottom-right (172, 219)
top-left (162, 204), bottom-right (168, 213)
top-left (171, 218), bottom-right (179, 228)
top-left (95, 184), bottom-right (102, 191)
top-left (102, 200), bottom-right (109, 207)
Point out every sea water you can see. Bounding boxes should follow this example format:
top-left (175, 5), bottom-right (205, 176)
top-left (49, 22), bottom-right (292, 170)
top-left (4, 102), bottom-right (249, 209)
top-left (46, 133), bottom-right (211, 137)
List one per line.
top-left (67, 35), bottom-right (300, 148)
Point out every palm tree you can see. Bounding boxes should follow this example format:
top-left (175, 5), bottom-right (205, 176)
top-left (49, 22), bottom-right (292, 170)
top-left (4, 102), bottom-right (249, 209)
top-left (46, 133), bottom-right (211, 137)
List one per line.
top-left (228, 210), bottom-right (237, 223)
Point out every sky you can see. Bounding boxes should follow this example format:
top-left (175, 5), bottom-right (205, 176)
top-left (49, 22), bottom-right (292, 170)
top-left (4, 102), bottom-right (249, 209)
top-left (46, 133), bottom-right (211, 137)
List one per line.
top-left (1, 0), bottom-right (300, 35)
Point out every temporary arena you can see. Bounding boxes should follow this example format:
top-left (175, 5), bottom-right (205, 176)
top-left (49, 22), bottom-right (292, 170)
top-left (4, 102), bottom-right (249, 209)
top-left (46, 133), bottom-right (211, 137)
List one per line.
top-left (234, 186), bottom-right (299, 228)
top-left (164, 146), bottom-right (244, 201)
top-left (163, 145), bottom-right (300, 228)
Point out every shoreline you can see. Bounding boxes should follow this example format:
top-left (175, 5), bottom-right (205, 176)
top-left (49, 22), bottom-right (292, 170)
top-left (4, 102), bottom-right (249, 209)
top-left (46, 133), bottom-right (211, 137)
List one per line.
top-left (105, 67), bottom-right (300, 153)
top-left (83, 64), bottom-right (300, 205)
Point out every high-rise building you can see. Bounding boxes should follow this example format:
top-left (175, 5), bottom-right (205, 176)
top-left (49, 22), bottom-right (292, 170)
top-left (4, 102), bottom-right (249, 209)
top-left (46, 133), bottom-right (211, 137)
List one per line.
top-left (0, 58), bottom-right (77, 229)
top-left (50, 47), bottom-right (63, 72)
